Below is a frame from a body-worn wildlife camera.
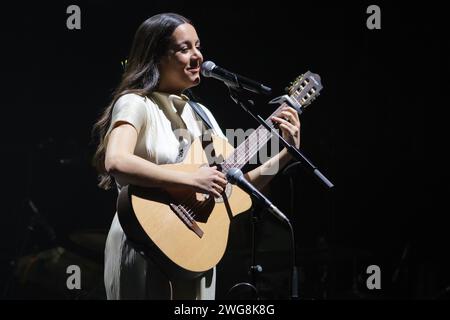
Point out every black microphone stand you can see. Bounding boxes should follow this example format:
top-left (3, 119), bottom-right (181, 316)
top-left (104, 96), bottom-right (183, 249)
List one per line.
top-left (225, 86), bottom-right (305, 299)
top-left (226, 205), bottom-right (261, 300)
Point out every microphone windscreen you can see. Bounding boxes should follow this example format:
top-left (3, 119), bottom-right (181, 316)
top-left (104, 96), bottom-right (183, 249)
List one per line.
top-left (201, 61), bottom-right (216, 77)
top-left (226, 168), bottom-right (242, 184)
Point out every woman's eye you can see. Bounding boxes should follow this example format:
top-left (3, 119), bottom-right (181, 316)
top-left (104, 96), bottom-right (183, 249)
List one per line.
top-left (179, 46), bottom-right (201, 53)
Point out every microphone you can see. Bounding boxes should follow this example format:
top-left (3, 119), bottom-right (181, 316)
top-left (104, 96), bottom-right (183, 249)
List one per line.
top-left (201, 61), bottom-right (272, 95)
top-left (226, 168), bottom-right (288, 222)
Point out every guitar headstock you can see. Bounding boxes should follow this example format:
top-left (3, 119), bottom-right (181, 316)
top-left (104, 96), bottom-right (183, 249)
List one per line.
top-left (287, 71), bottom-right (323, 109)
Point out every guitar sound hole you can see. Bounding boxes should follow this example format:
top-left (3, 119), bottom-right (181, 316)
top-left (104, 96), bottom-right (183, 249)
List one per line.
top-left (215, 183), bottom-right (232, 203)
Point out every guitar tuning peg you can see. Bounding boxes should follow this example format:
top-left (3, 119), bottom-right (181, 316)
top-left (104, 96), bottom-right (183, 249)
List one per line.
top-left (284, 86), bottom-right (290, 93)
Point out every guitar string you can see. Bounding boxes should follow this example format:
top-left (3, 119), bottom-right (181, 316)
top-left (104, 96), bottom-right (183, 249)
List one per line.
top-left (180, 93), bottom-right (303, 218)
top-left (222, 98), bottom-right (294, 169)
top-left (224, 81), bottom-right (308, 167)
top-left (181, 104), bottom-right (283, 217)
top-left (179, 102), bottom-right (287, 219)
top-left (179, 94), bottom-right (302, 219)
top-left (175, 115), bottom-right (275, 220)
top-left (177, 88), bottom-right (308, 219)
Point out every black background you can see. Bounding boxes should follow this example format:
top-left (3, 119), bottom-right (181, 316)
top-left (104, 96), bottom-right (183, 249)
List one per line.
top-left (0, 0), bottom-right (447, 300)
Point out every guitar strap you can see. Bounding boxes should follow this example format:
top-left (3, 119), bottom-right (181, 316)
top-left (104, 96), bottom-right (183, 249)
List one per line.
top-left (188, 100), bottom-right (222, 165)
top-left (188, 100), bottom-right (215, 134)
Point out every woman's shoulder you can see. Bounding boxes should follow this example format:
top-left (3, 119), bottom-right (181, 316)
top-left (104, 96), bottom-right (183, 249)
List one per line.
top-left (110, 93), bottom-right (151, 124)
top-left (114, 93), bottom-right (148, 106)
top-left (112, 93), bottom-right (154, 117)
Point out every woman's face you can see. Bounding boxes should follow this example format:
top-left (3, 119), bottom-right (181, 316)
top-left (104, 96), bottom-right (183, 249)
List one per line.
top-left (157, 23), bottom-right (203, 95)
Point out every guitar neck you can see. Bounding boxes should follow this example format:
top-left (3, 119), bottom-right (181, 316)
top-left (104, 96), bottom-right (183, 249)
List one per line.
top-left (220, 71), bottom-right (322, 174)
top-left (221, 102), bottom-right (289, 174)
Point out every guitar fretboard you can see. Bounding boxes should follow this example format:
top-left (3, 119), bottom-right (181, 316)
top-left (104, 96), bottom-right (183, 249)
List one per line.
top-left (221, 102), bottom-right (290, 174)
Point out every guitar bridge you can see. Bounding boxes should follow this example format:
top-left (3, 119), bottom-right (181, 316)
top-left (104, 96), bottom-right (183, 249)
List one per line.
top-left (169, 203), bottom-right (204, 238)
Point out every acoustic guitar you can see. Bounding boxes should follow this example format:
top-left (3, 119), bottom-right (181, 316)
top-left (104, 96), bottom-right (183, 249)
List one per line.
top-left (117, 72), bottom-right (323, 279)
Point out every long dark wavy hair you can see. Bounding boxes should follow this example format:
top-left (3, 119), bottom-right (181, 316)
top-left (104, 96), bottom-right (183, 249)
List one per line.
top-left (92, 13), bottom-right (192, 190)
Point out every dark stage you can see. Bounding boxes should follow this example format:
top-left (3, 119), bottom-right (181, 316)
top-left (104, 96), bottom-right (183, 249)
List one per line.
top-left (0, 1), bottom-right (446, 302)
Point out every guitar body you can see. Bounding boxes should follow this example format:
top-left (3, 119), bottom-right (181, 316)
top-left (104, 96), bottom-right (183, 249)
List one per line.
top-left (117, 135), bottom-right (252, 279)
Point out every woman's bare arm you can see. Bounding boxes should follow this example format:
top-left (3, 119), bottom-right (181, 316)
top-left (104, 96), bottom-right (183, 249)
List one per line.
top-left (105, 123), bottom-right (227, 197)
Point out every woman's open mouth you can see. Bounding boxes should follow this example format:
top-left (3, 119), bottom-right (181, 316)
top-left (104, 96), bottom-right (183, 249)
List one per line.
top-left (187, 67), bottom-right (200, 73)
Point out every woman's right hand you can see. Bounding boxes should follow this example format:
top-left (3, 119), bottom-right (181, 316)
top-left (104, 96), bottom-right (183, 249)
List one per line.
top-left (191, 166), bottom-right (228, 198)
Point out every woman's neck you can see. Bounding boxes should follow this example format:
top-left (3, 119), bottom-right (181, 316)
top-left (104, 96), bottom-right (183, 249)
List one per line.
top-left (155, 84), bottom-right (184, 97)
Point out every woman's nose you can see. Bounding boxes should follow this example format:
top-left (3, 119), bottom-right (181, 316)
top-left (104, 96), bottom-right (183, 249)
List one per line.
top-left (192, 48), bottom-right (203, 60)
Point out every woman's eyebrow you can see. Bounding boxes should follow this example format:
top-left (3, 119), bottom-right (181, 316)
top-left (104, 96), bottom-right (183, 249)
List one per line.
top-left (175, 39), bottom-right (201, 46)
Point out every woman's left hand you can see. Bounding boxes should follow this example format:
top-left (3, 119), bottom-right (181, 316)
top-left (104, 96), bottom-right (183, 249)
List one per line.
top-left (271, 106), bottom-right (301, 149)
